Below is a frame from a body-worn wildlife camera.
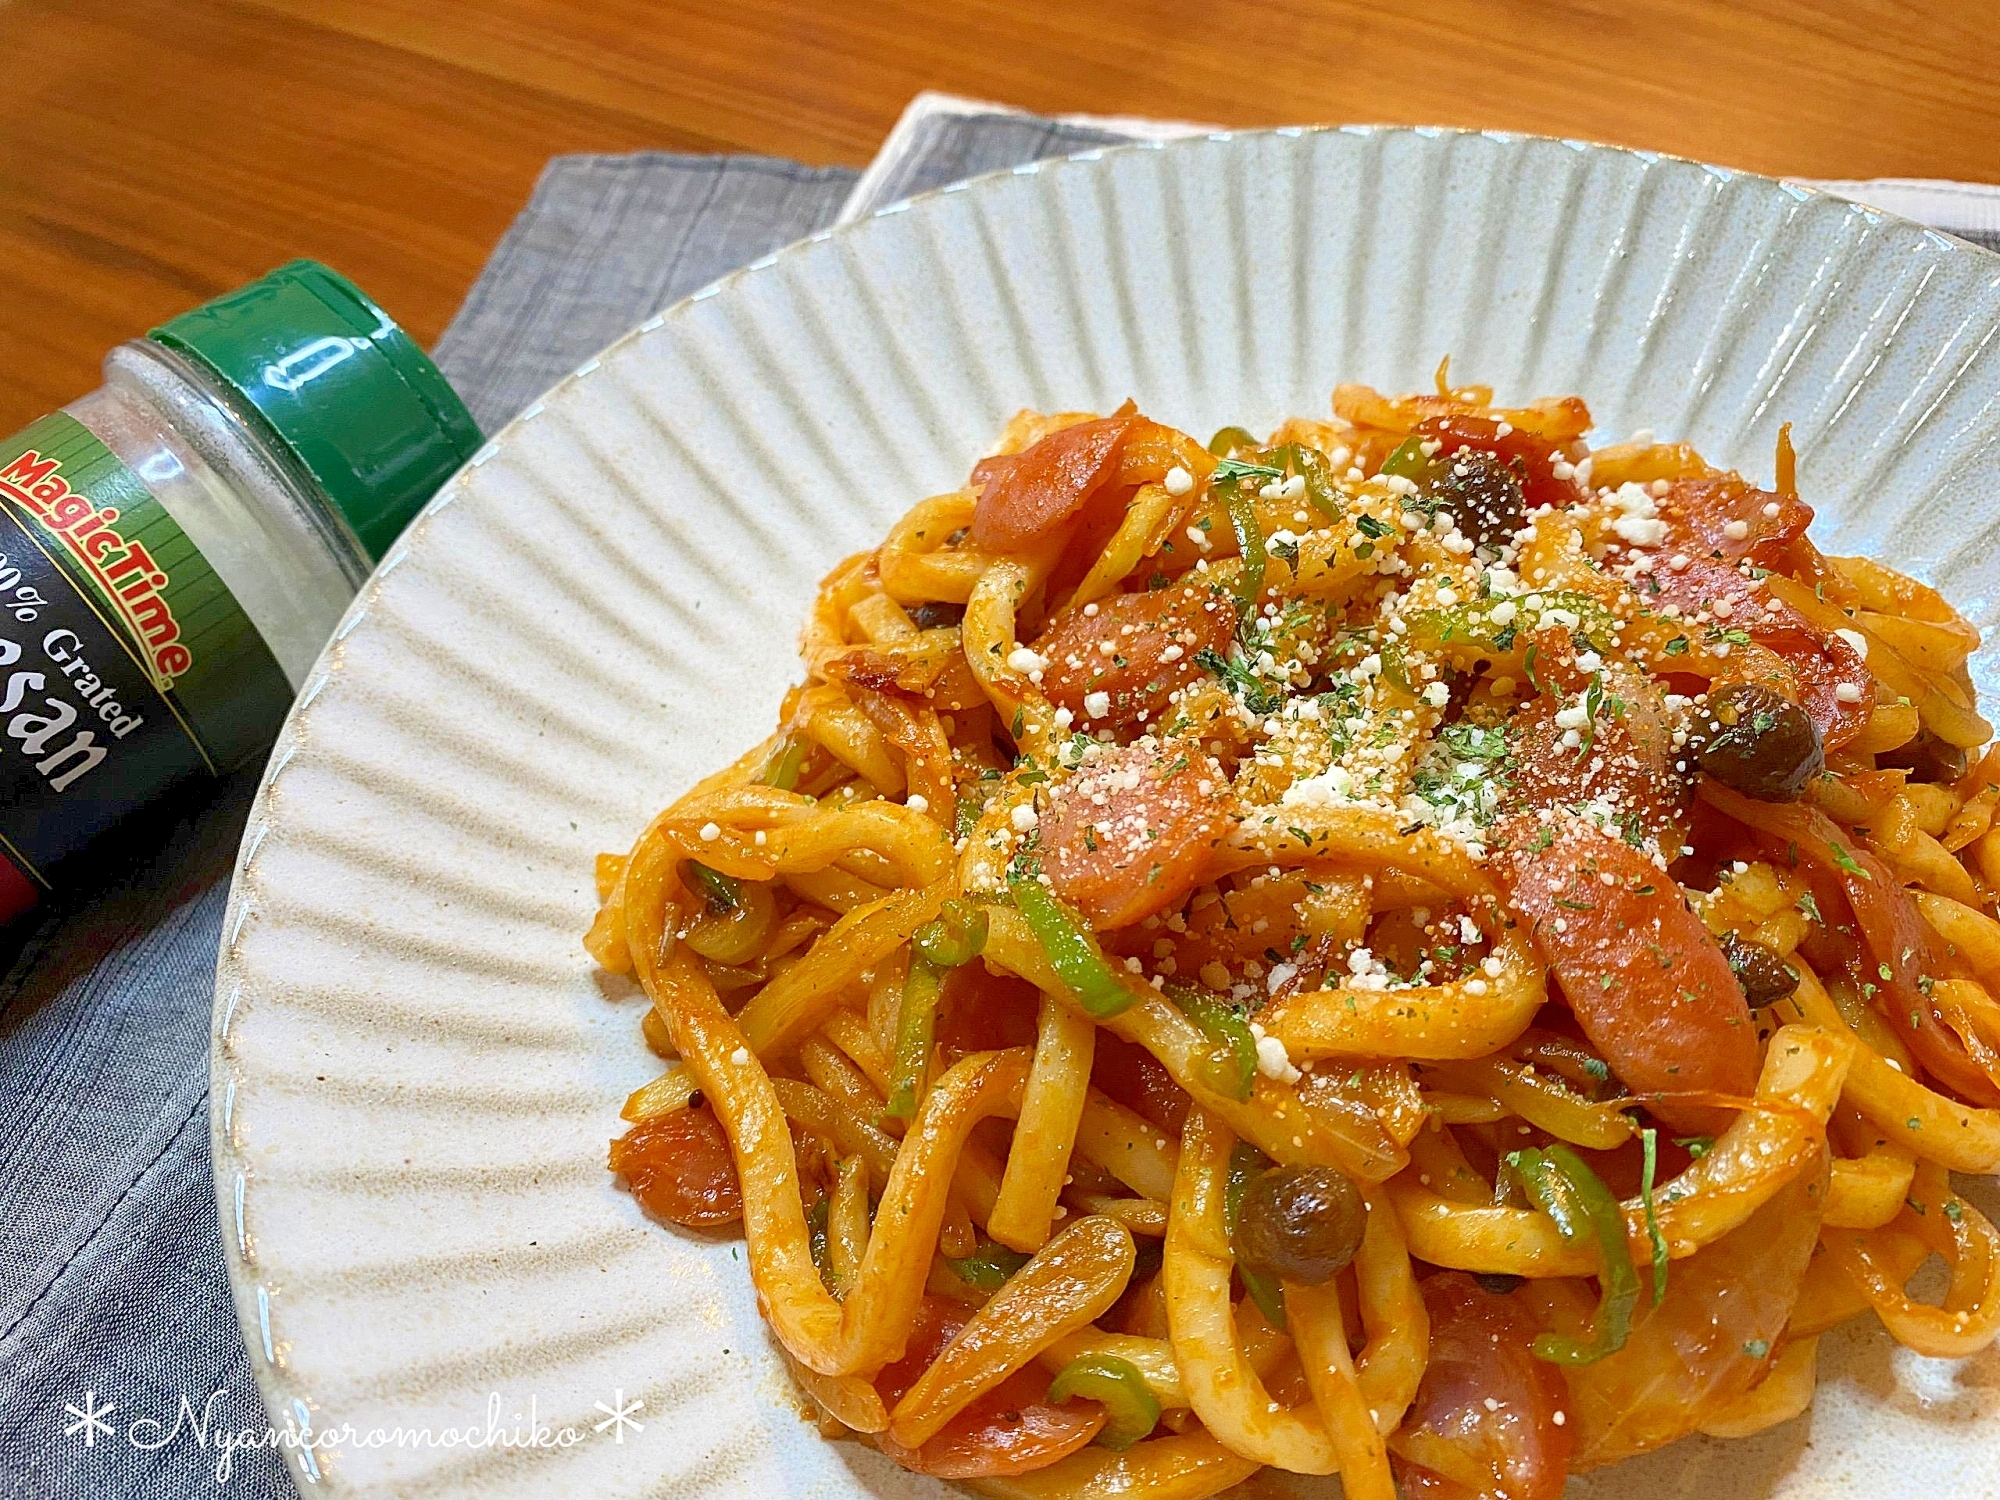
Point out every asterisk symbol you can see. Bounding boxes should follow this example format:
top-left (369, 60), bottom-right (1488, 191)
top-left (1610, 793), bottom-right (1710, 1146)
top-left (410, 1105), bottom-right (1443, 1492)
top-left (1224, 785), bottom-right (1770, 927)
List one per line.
top-left (64, 1391), bottom-right (117, 1447)
top-left (592, 1388), bottom-right (645, 1444)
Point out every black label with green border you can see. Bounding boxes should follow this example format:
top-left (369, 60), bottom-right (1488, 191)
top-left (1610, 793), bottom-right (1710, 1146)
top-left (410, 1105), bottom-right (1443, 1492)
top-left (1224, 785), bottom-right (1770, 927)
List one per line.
top-left (0, 413), bottom-right (293, 894)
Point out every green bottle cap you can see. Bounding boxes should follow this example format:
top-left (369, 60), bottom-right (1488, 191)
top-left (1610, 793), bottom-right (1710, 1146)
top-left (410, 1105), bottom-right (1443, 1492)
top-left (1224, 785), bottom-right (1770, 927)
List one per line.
top-left (149, 260), bottom-right (482, 561)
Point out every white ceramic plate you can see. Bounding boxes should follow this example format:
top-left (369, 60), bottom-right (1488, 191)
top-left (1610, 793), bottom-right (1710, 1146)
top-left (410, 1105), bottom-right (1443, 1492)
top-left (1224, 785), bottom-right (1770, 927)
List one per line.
top-left (212, 126), bottom-right (2000, 1499)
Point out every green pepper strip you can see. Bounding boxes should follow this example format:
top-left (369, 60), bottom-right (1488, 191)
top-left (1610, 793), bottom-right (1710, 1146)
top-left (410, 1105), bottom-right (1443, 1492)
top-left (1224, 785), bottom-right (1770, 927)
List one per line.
top-left (763, 737), bottom-right (805, 790)
top-left (1268, 442), bottom-right (1343, 521)
top-left (1378, 635), bottom-right (1414, 693)
top-left (1007, 873), bottom-right (1135, 1018)
top-left (1047, 1353), bottom-right (1162, 1450)
top-left (686, 860), bottom-right (740, 912)
top-left (887, 954), bottom-right (946, 1120)
top-left (1507, 1144), bottom-right (1640, 1365)
top-left (1164, 982), bottom-right (1257, 1102)
top-left (913, 898), bottom-right (989, 968)
top-left (1208, 425), bottom-right (1259, 457)
top-left (1639, 1126), bottom-right (1668, 1307)
top-left (1220, 480), bottom-right (1267, 627)
top-left (887, 901), bottom-right (992, 1119)
top-left (1224, 1141), bottom-right (1288, 1330)
top-left (945, 1235), bottom-right (1030, 1291)
top-left (1378, 436), bottom-right (1431, 480)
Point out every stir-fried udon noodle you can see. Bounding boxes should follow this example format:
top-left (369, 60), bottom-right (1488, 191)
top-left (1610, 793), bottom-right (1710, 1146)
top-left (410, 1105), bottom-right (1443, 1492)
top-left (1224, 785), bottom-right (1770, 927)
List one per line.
top-left (588, 374), bottom-right (2000, 1499)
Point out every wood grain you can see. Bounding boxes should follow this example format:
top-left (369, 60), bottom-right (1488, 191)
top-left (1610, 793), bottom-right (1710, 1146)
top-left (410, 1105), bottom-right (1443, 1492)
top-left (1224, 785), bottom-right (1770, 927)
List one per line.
top-left (2, 0), bottom-right (1996, 435)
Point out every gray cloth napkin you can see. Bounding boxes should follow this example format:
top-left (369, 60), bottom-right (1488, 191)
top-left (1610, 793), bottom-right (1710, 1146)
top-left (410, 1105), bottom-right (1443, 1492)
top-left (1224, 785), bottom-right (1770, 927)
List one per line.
top-left (0, 109), bottom-right (1128, 1500)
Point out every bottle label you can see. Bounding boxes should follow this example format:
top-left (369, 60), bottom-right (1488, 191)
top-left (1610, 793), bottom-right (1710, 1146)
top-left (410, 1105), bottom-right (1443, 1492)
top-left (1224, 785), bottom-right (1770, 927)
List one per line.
top-left (0, 412), bottom-right (293, 908)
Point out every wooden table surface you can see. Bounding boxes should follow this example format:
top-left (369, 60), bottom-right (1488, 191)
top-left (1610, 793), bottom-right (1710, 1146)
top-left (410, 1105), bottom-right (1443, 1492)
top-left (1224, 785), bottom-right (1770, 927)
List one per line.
top-left (3, 0), bottom-right (1996, 436)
